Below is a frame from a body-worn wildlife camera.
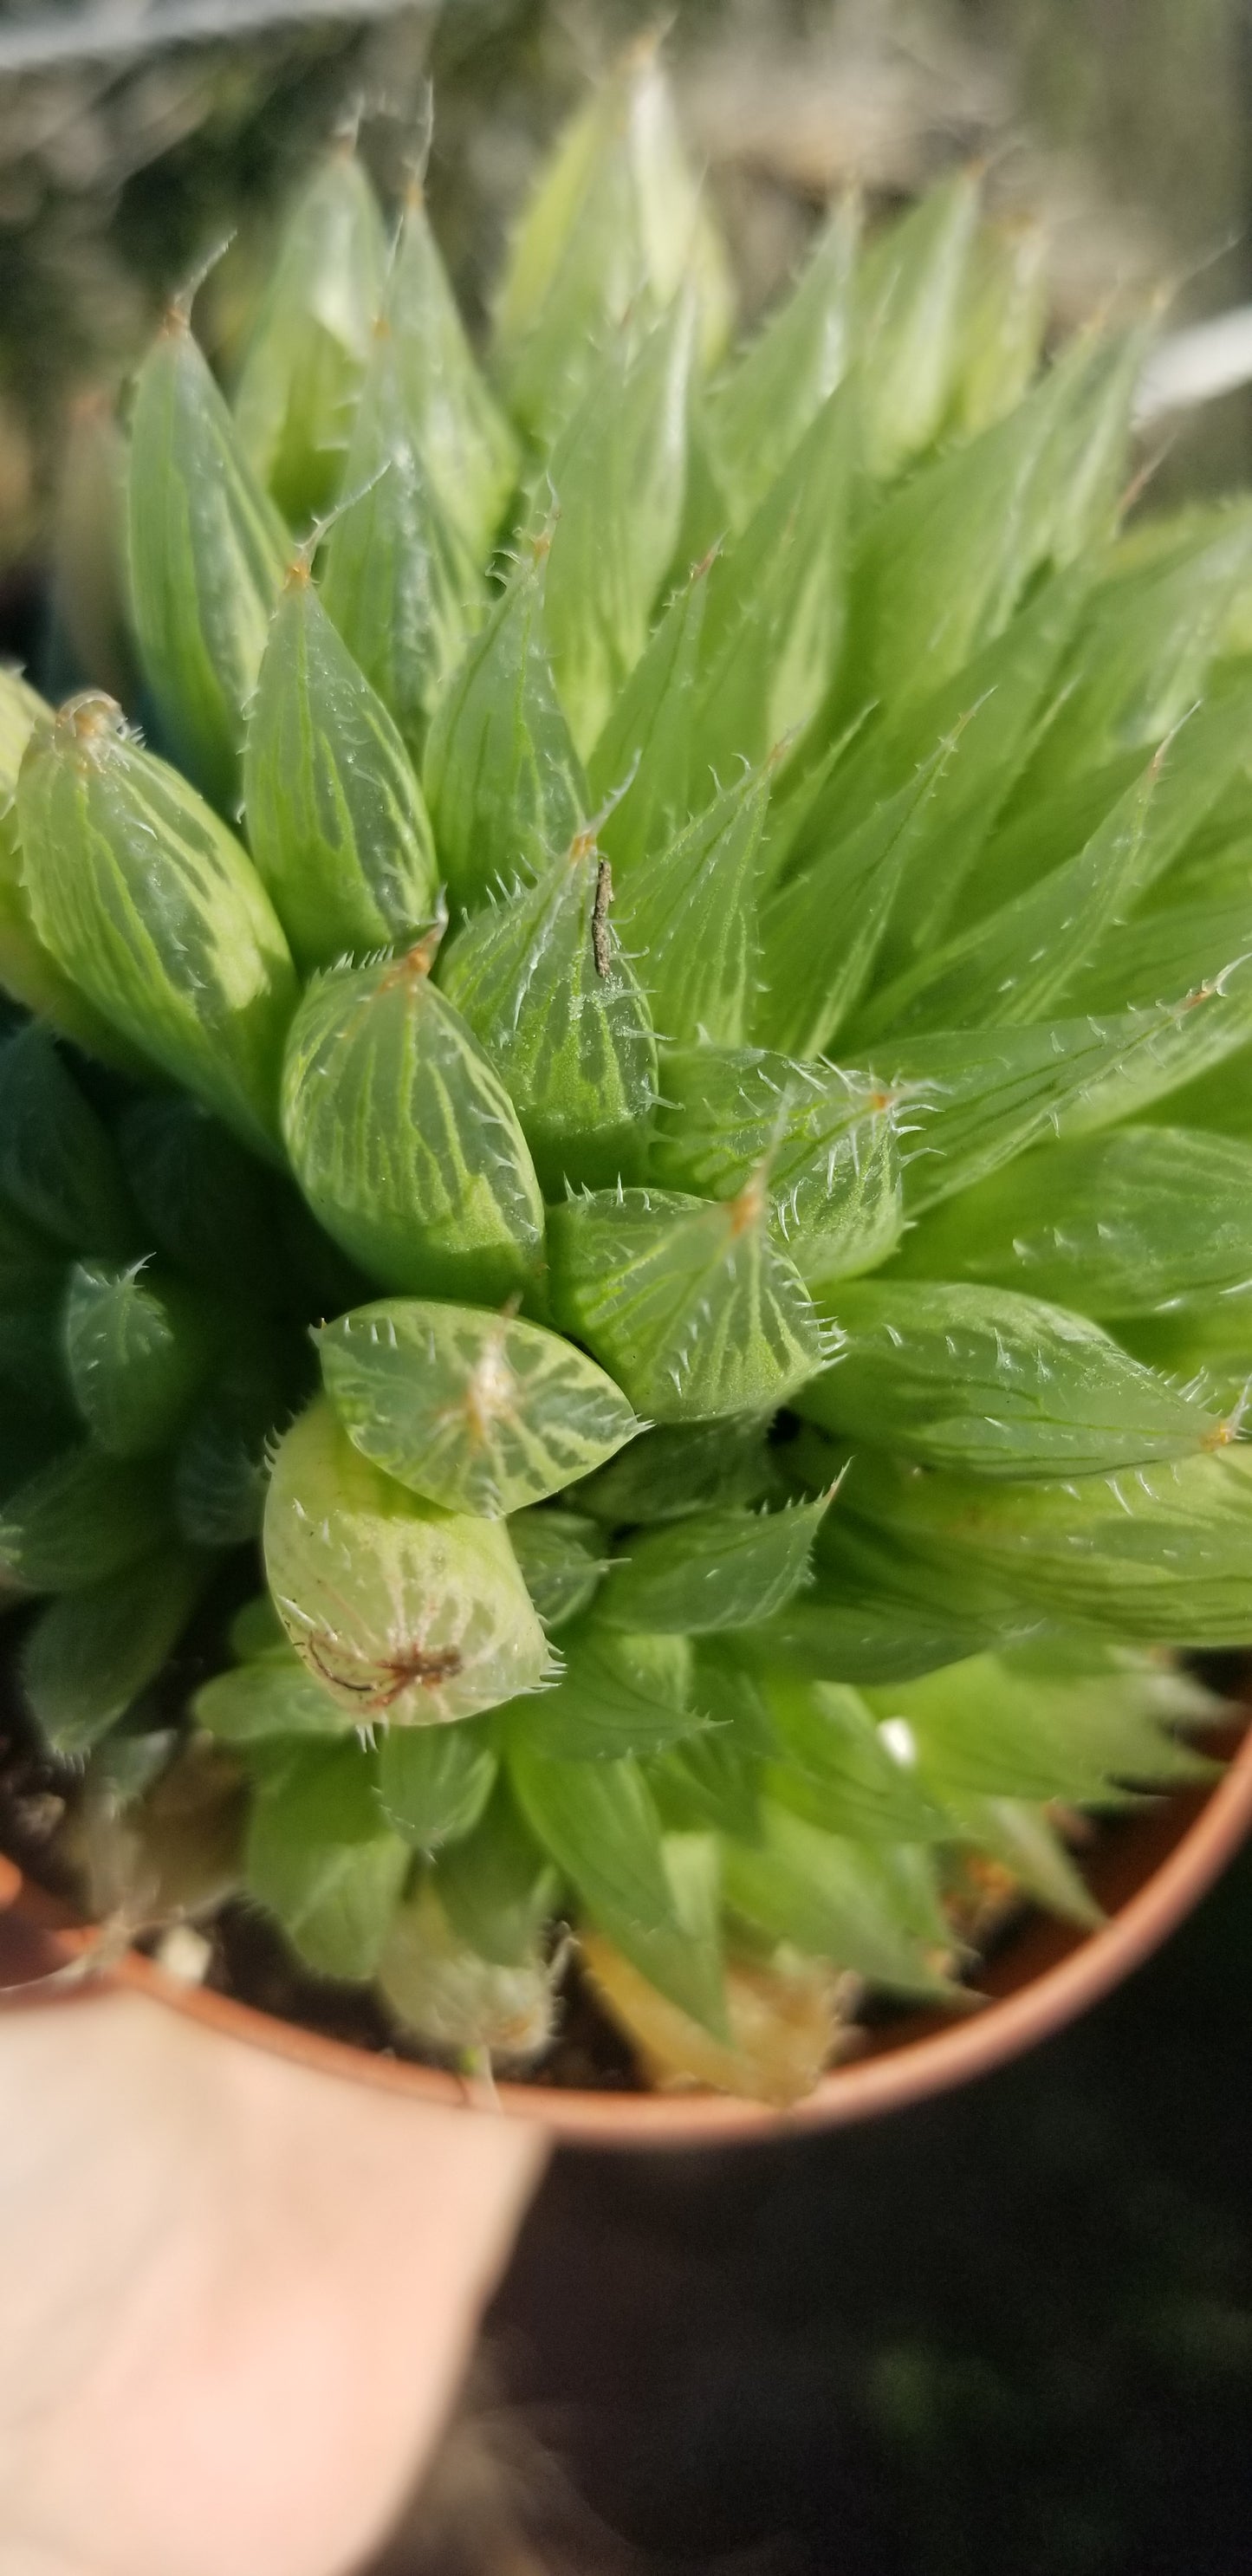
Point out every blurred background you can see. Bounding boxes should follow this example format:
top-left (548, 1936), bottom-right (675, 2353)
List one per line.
top-left (4, 0), bottom-right (1252, 631)
top-left (2, 4), bottom-right (1250, 2571)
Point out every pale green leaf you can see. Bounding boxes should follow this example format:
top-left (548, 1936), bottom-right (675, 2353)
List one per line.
top-left (243, 572), bottom-right (437, 972)
top-left (548, 1184), bottom-right (828, 1424)
top-left (244, 1734), bottom-right (409, 1982)
top-left (318, 1297), bottom-right (638, 1517)
top-left (422, 548), bottom-right (587, 913)
top-left (263, 1396), bottom-right (550, 1725)
top-left (280, 949), bottom-right (544, 1305)
top-left (437, 839), bottom-right (658, 1193)
top-left (233, 144), bottom-right (387, 525)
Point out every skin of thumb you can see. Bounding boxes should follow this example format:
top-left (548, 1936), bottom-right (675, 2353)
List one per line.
top-left (0, 1990), bottom-right (547, 2576)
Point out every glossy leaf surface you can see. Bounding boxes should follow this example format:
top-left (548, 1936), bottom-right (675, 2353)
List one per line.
top-left (548, 1185), bottom-right (827, 1423)
top-left (263, 1396), bottom-right (550, 1724)
top-left (281, 949), bottom-right (544, 1304)
top-left (318, 1297), bottom-right (637, 1516)
top-left (244, 572), bottom-right (437, 971)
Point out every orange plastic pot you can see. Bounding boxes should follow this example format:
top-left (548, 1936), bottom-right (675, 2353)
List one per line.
top-left (4, 1717), bottom-right (1252, 2148)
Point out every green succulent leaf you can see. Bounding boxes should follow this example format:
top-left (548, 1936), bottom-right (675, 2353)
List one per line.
top-left (126, 311), bottom-right (289, 807)
top-left (492, 37), bottom-right (731, 446)
top-left (651, 1046), bottom-right (903, 1286)
top-left (801, 1279), bottom-right (1219, 1476)
top-left (755, 744), bottom-right (956, 1056)
top-left (855, 694), bottom-right (1252, 1042)
top-left (843, 1444), bottom-right (1252, 1645)
top-left (23, 1544), bottom-right (212, 1757)
top-left (845, 325), bottom-right (1146, 721)
top-left (422, 548), bottom-right (587, 914)
top-left (1068, 881), bottom-right (1252, 1023)
top-left (649, 1725), bottom-right (762, 1842)
top-left (0, 1442), bottom-right (172, 1593)
top-left (832, 565), bottom-right (1089, 975)
top-left (243, 570), bottom-right (437, 972)
top-left (863, 1643), bottom-right (1216, 1805)
top-left (899, 1124), bottom-right (1252, 1317)
top-left (507, 1622), bottom-right (702, 1762)
top-left (280, 946), bottom-right (545, 1304)
top-left (568, 1411), bottom-right (783, 1525)
top-left (438, 838), bottom-right (658, 1193)
top-left (736, 1554), bottom-right (1028, 1690)
top-left (244, 1733), bottom-right (409, 1982)
top-left (953, 747), bottom-right (1143, 931)
top-left (386, 180), bottom-right (519, 560)
top-left (229, 1591), bottom-right (292, 1663)
top-left (18, 698), bottom-right (297, 1158)
top-left (508, 1731), bottom-right (727, 2032)
top-left (117, 1095), bottom-right (285, 1307)
top-left (194, 1656), bottom-right (352, 1742)
top-left (947, 1793), bottom-right (1103, 1929)
top-left (263, 1395), bottom-right (550, 1725)
top-left (703, 193), bottom-right (860, 530)
top-left (686, 380), bottom-right (859, 785)
top-left (1, 667), bottom-right (133, 1060)
top-left (548, 1184), bottom-right (829, 1424)
top-left (232, 142), bottom-right (388, 525)
top-left (317, 1296), bottom-right (638, 1517)
top-left (508, 1504), bottom-right (608, 1629)
top-left (946, 219), bottom-right (1049, 439)
top-left (1120, 1299), bottom-right (1252, 1418)
top-left (172, 1307), bottom-right (302, 1548)
top-left (539, 299), bottom-right (695, 756)
top-left (63, 1259), bottom-right (215, 1458)
top-left (1024, 510), bottom-right (1252, 789)
top-left (588, 554), bottom-right (711, 878)
top-left (319, 332), bottom-right (483, 763)
top-left (436, 1788), bottom-right (559, 1968)
top-left (614, 760), bottom-right (770, 1048)
top-left (595, 1497), bottom-right (828, 1635)
top-left (0, 1022), bottom-right (138, 1256)
top-left (876, 996), bottom-right (1224, 1216)
top-left (378, 1872), bottom-right (558, 2062)
top-left (758, 1671), bottom-right (951, 1844)
top-left (173, 1409), bottom-right (273, 1550)
top-left (376, 1717), bottom-right (497, 1853)
top-left (722, 1802), bottom-right (955, 1997)
top-left (852, 167), bottom-right (983, 479)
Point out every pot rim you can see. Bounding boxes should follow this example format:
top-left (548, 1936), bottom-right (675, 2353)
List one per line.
top-left (8, 1721), bottom-right (1249, 2149)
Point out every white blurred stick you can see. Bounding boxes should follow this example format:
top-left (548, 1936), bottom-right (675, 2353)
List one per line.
top-left (1135, 308), bottom-right (1252, 425)
top-left (0, 0), bottom-right (423, 77)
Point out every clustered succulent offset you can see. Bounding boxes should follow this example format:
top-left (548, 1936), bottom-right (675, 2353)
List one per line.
top-left (3, 47), bottom-right (1252, 2101)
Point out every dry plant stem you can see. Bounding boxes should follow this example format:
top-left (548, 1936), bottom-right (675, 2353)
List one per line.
top-left (0, 1990), bottom-right (545, 2576)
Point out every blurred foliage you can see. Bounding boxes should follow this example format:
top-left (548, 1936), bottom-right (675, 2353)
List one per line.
top-left (3, 0), bottom-right (1252, 581)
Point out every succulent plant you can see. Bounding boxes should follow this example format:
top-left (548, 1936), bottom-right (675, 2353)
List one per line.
top-left (3, 42), bottom-right (1252, 2105)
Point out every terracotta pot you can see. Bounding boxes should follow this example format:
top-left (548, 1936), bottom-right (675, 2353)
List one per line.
top-left (4, 1723), bottom-right (1252, 2147)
